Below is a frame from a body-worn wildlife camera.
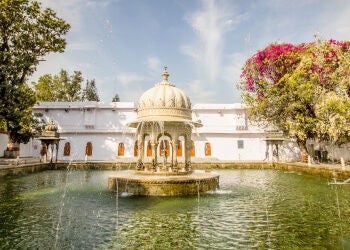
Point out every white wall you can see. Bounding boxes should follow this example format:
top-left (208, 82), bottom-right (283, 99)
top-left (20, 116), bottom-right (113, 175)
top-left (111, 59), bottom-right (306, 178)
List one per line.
top-left (0, 132), bottom-right (7, 157)
top-left (28, 101), bottom-right (349, 162)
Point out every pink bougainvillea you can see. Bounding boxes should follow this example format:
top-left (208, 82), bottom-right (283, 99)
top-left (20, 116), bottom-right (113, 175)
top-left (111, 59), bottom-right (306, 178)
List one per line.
top-left (241, 39), bottom-right (350, 91)
top-left (241, 43), bottom-right (306, 91)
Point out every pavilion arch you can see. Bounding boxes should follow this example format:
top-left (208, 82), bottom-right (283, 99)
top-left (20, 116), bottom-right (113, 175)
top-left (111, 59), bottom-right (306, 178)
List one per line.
top-left (41, 144), bottom-right (47, 156)
top-left (157, 133), bottom-right (172, 158)
top-left (131, 121), bottom-right (200, 171)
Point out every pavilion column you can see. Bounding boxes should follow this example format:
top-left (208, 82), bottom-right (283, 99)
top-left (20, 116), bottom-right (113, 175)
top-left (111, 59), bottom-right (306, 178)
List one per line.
top-left (50, 143), bottom-right (54, 163)
top-left (184, 132), bottom-right (192, 171)
top-left (268, 143), bottom-right (273, 163)
top-left (55, 141), bottom-right (59, 163)
top-left (151, 141), bottom-right (158, 169)
top-left (172, 138), bottom-right (179, 170)
top-left (138, 134), bottom-right (144, 162)
top-left (137, 133), bottom-right (144, 170)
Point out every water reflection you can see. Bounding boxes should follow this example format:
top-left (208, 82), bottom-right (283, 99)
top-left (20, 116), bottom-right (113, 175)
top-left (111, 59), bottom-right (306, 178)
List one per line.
top-left (0, 169), bottom-right (349, 249)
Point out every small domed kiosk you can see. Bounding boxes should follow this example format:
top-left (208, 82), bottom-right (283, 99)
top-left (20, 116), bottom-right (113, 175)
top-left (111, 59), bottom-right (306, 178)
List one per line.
top-left (108, 68), bottom-right (219, 196)
top-left (129, 67), bottom-right (201, 172)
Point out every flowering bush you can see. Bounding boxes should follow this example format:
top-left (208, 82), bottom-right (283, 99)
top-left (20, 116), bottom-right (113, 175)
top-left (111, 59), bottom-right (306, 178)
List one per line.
top-left (239, 39), bottom-right (350, 151)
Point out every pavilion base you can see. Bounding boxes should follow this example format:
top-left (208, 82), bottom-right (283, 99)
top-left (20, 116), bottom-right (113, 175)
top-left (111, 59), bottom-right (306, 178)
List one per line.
top-left (108, 170), bottom-right (219, 196)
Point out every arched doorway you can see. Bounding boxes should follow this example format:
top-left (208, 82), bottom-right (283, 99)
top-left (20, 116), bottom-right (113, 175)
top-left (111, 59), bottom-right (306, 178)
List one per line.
top-left (63, 142), bottom-right (70, 156)
top-left (146, 141), bottom-right (152, 157)
top-left (86, 142), bottom-right (92, 156)
top-left (190, 140), bottom-right (195, 157)
top-left (118, 143), bottom-right (124, 156)
top-left (205, 142), bottom-right (211, 156)
top-left (177, 140), bottom-right (182, 157)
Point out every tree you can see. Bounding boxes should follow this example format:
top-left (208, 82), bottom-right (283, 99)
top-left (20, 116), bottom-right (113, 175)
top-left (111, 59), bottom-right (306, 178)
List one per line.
top-left (315, 92), bottom-right (350, 144)
top-left (239, 39), bottom-right (350, 153)
top-left (0, 0), bottom-right (70, 148)
top-left (82, 79), bottom-right (100, 101)
top-left (34, 69), bottom-right (83, 101)
top-left (112, 93), bottom-right (120, 102)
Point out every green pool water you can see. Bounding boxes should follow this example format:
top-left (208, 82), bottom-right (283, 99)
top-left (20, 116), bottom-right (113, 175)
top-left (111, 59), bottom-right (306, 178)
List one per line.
top-left (1, 169), bottom-right (350, 249)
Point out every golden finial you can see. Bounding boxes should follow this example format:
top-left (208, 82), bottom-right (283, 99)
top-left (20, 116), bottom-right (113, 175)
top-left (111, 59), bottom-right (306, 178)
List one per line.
top-left (162, 66), bottom-right (169, 82)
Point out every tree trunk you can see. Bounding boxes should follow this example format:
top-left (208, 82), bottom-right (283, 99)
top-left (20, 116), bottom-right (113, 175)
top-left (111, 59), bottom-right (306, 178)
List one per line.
top-left (4, 134), bottom-right (20, 158)
top-left (297, 137), bottom-right (308, 154)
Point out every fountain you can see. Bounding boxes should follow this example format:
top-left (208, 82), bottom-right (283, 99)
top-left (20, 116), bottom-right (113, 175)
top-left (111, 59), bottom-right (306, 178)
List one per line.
top-left (108, 68), bottom-right (219, 195)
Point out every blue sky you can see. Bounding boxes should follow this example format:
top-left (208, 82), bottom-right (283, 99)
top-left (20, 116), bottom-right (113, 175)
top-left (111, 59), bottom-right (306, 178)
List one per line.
top-left (31, 0), bottom-right (350, 104)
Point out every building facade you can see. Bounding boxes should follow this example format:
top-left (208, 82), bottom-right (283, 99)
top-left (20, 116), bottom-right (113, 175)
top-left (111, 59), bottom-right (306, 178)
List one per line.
top-left (29, 101), bottom-right (268, 162)
top-left (1, 101), bottom-right (349, 162)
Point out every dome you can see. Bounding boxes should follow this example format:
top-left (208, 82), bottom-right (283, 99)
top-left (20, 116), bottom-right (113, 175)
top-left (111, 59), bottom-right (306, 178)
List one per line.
top-left (138, 68), bottom-right (191, 110)
top-left (45, 119), bottom-right (58, 132)
top-left (129, 68), bottom-right (199, 127)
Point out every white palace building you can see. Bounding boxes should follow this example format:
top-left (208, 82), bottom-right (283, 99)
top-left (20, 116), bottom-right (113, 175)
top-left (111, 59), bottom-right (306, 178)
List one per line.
top-left (1, 69), bottom-right (349, 163)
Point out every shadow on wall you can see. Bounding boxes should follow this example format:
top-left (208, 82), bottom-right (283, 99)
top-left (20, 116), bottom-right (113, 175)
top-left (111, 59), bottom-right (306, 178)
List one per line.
top-left (280, 139), bottom-right (301, 162)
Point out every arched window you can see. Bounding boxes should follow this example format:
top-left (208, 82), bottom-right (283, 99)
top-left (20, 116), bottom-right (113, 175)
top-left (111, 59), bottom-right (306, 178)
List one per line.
top-left (159, 140), bottom-right (170, 157)
top-left (86, 142), bottom-right (92, 156)
top-left (190, 140), bottom-right (195, 157)
top-left (205, 142), bottom-right (211, 156)
top-left (177, 141), bottom-right (182, 157)
top-left (134, 141), bottom-right (138, 157)
top-left (41, 144), bottom-right (47, 156)
top-left (118, 143), bottom-right (125, 156)
top-left (63, 142), bottom-right (71, 156)
top-left (147, 141), bottom-right (152, 157)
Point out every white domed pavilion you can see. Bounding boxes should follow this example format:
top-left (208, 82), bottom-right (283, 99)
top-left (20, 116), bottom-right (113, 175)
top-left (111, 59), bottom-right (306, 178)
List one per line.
top-left (129, 67), bottom-right (201, 172)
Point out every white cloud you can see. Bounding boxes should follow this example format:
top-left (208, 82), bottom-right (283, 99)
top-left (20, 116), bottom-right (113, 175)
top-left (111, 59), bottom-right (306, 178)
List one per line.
top-left (86, 0), bottom-right (113, 8)
top-left (116, 73), bottom-right (150, 87)
top-left (39, 0), bottom-right (85, 31)
top-left (183, 0), bottom-right (245, 83)
top-left (222, 53), bottom-right (245, 84)
top-left (66, 42), bottom-right (95, 52)
top-left (146, 57), bottom-right (162, 74)
top-left (184, 79), bottom-right (216, 103)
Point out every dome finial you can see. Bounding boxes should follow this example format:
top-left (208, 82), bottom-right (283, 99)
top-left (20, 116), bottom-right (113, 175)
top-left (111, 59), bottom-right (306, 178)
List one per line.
top-left (162, 66), bottom-right (169, 82)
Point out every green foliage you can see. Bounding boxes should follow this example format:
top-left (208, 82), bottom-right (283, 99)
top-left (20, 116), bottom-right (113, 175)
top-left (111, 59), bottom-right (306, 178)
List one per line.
top-left (0, 0), bottom-right (70, 143)
top-left (315, 92), bottom-right (350, 144)
top-left (82, 79), bottom-right (100, 101)
top-left (239, 39), bottom-right (350, 152)
top-left (112, 93), bottom-right (120, 102)
top-left (34, 69), bottom-right (83, 101)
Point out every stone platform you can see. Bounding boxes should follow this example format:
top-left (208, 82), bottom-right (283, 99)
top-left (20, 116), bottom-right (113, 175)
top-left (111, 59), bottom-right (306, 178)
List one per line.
top-left (108, 170), bottom-right (220, 196)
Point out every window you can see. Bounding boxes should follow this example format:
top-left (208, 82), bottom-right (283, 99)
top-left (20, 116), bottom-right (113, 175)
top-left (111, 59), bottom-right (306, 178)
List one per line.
top-left (118, 143), bottom-right (124, 156)
top-left (205, 142), bottom-right (211, 156)
top-left (177, 140), bottom-right (182, 157)
top-left (63, 142), bottom-right (70, 156)
top-left (147, 141), bottom-right (152, 157)
top-left (134, 141), bottom-right (138, 157)
top-left (190, 140), bottom-right (195, 157)
top-left (237, 140), bottom-right (244, 149)
top-left (86, 142), bottom-right (92, 156)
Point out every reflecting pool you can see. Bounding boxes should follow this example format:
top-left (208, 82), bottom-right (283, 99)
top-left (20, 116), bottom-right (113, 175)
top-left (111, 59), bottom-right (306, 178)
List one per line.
top-left (1, 169), bottom-right (350, 249)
